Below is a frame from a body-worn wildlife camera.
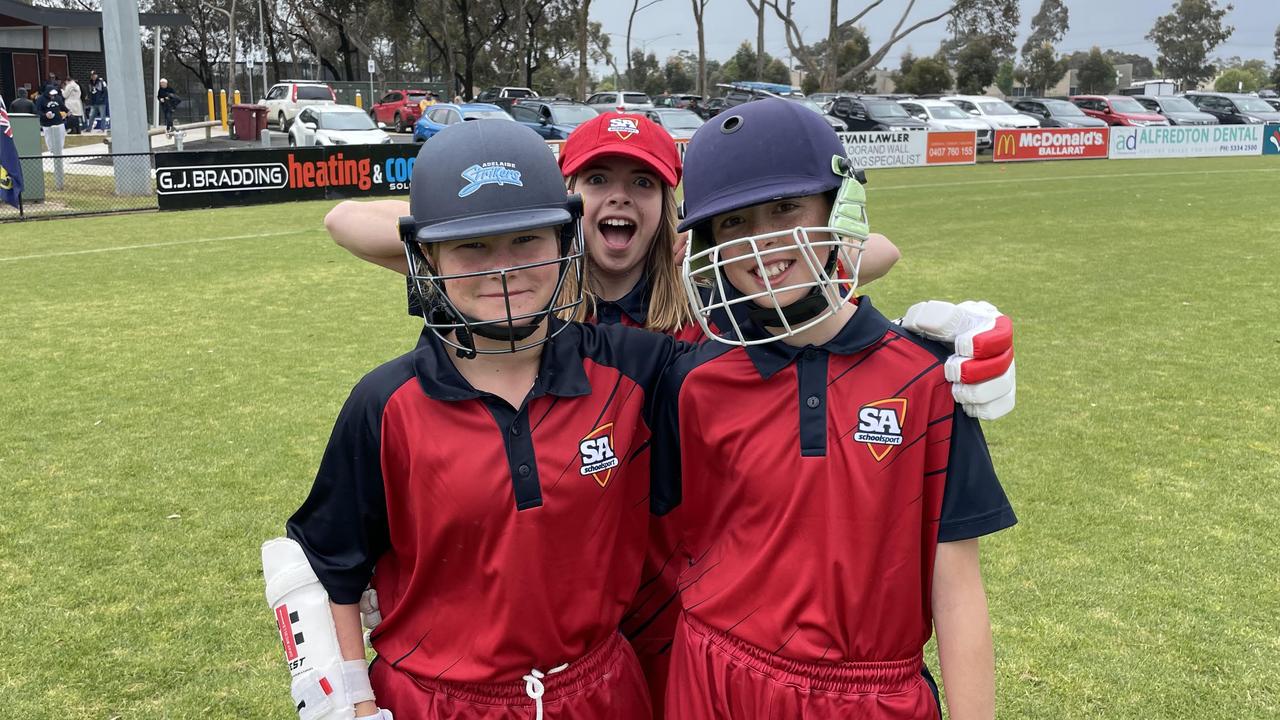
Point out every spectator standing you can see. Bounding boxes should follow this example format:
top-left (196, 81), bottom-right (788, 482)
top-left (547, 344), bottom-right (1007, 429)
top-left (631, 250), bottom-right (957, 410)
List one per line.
top-left (9, 91), bottom-right (36, 115)
top-left (41, 73), bottom-right (60, 95)
top-left (86, 71), bottom-right (108, 132)
top-left (156, 79), bottom-right (180, 132)
top-left (35, 86), bottom-right (68, 190)
top-left (62, 76), bottom-right (84, 134)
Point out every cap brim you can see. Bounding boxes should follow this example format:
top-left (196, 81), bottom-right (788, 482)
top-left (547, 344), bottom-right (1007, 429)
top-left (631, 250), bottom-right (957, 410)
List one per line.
top-left (416, 207), bottom-right (572, 243)
top-left (676, 175), bottom-right (838, 233)
top-left (561, 144), bottom-right (679, 187)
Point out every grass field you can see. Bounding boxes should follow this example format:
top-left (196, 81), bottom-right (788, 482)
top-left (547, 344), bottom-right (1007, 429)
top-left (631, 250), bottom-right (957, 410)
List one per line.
top-left (2, 155), bottom-right (1279, 719)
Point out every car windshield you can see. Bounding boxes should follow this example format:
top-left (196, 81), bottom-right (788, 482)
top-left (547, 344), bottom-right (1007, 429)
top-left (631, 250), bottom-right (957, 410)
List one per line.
top-left (506, 89), bottom-right (536, 98)
top-left (623, 93), bottom-right (651, 104)
top-left (464, 110), bottom-right (512, 120)
top-left (1157, 97), bottom-right (1198, 112)
top-left (296, 86), bottom-right (332, 100)
top-left (1109, 98), bottom-right (1148, 113)
top-left (929, 104), bottom-right (969, 119)
top-left (866, 101), bottom-right (909, 118)
top-left (658, 110), bottom-right (703, 129)
top-left (977, 100), bottom-right (1019, 115)
top-left (319, 112), bottom-right (376, 130)
top-left (1235, 97), bottom-right (1275, 113)
top-left (1044, 100), bottom-right (1086, 116)
top-left (550, 105), bottom-right (599, 124)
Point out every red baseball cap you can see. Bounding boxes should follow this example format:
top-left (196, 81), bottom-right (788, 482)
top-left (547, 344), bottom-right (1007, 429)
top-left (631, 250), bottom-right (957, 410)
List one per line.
top-left (558, 112), bottom-right (682, 187)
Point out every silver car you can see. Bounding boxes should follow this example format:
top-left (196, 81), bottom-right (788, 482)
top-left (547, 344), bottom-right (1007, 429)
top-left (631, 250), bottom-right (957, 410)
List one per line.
top-left (644, 108), bottom-right (705, 139)
top-left (899, 99), bottom-right (994, 147)
top-left (586, 91), bottom-right (655, 114)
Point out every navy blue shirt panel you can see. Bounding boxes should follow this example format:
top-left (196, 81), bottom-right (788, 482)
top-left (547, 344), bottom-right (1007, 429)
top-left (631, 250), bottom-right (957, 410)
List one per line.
top-left (937, 406), bottom-right (1017, 542)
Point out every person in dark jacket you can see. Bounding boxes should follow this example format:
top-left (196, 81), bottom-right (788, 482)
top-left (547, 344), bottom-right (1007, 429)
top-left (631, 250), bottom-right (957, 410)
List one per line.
top-left (34, 87), bottom-right (68, 189)
top-left (156, 78), bottom-right (181, 131)
top-left (9, 91), bottom-right (36, 115)
top-left (86, 71), bottom-right (109, 132)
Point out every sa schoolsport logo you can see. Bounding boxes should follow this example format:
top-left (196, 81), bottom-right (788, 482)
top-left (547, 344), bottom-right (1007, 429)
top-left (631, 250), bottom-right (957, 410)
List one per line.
top-left (853, 397), bottom-right (907, 461)
top-left (579, 422), bottom-right (620, 487)
top-left (608, 117), bottom-right (639, 140)
top-left (459, 161), bottom-right (523, 197)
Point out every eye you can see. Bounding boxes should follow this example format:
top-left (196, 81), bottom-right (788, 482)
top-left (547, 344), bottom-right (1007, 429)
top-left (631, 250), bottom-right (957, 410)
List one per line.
top-left (718, 215), bottom-right (744, 230)
top-left (456, 241), bottom-right (487, 250)
top-left (775, 201), bottom-right (800, 214)
top-left (585, 173), bottom-right (607, 185)
top-left (512, 234), bottom-right (541, 244)
top-left (633, 175), bottom-right (655, 189)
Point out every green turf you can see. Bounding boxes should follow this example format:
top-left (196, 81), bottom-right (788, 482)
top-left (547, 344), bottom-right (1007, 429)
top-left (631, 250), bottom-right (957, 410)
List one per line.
top-left (2, 155), bottom-right (1278, 718)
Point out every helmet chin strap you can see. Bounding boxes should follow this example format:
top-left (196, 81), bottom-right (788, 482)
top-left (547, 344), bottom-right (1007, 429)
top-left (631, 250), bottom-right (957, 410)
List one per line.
top-left (743, 243), bottom-right (842, 330)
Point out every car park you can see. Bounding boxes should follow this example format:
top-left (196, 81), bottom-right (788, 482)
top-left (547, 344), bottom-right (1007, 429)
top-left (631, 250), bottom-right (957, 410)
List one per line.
top-left (712, 83), bottom-right (847, 131)
top-left (697, 97), bottom-right (727, 119)
top-left (828, 95), bottom-right (928, 131)
top-left (939, 95), bottom-right (1039, 129)
top-left (289, 104), bottom-right (391, 146)
top-left (1069, 95), bottom-right (1170, 126)
top-left (474, 86), bottom-right (539, 113)
top-left (898, 99), bottom-right (993, 147)
top-left (1183, 92), bottom-right (1280, 124)
top-left (644, 108), bottom-right (705, 139)
top-left (585, 90), bottom-right (655, 114)
top-left (1130, 95), bottom-right (1218, 126)
top-left (1011, 98), bottom-right (1109, 128)
top-left (262, 80), bottom-right (336, 130)
top-left (508, 99), bottom-right (599, 139)
top-left (413, 102), bottom-right (514, 142)
top-left (369, 89), bottom-right (435, 133)
top-left (653, 93), bottom-right (702, 109)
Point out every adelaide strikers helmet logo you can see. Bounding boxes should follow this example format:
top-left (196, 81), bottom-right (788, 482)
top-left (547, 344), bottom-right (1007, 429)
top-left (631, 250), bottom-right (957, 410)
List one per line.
top-left (458, 161), bottom-right (523, 197)
top-left (607, 117), bottom-right (640, 140)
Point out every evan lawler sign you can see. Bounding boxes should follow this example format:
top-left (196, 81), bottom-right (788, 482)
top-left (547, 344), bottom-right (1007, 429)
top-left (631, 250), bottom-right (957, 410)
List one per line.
top-left (155, 145), bottom-right (420, 210)
top-left (837, 130), bottom-right (976, 169)
top-left (993, 128), bottom-right (1109, 162)
top-left (1110, 125), bottom-right (1264, 159)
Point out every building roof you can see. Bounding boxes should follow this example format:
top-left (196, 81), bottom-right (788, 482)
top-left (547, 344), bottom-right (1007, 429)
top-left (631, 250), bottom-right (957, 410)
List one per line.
top-left (0, 0), bottom-right (190, 29)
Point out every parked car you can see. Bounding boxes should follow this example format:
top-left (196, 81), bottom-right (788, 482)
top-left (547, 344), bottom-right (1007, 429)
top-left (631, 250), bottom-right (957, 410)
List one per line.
top-left (1068, 95), bottom-right (1170, 126)
top-left (788, 96), bottom-right (848, 131)
top-left (697, 97), bottom-right (727, 120)
top-left (807, 92), bottom-right (839, 107)
top-left (644, 107), bottom-right (705, 139)
top-left (413, 102), bottom-right (514, 142)
top-left (474, 86), bottom-right (539, 112)
top-left (289, 104), bottom-right (391, 146)
top-left (653, 93), bottom-right (702, 109)
top-left (898, 99), bottom-right (993, 147)
top-left (262, 80), bottom-right (335, 130)
top-left (711, 83), bottom-right (847, 131)
top-left (1130, 95), bottom-right (1218, 126)
top-left (1010, 98), bottom-right (1109, 128)
top-left (585, 90), bottom-right (654, 114)
top-left (369, 89), bottom-right (435, 133)
top-left (508, 99), bottom-right (599, 139)
top-left (1264, 98), bottom-right (1280, 112)
top-left (939, 95), bottom-right (1039, 129)
top-left (1183, 92), bottom-right (1280, 124)
top-left (828, 96), bottom-right (928, 131)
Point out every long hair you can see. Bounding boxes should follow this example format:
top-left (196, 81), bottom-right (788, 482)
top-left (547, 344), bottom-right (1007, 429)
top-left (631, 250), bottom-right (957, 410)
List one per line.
top-left (566, 176), bottom-right (693, 333)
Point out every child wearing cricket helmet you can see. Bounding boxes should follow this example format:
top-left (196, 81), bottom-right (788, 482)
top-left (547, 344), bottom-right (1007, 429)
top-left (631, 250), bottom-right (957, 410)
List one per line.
top-left (652, 98), bottom-right (1018, 719)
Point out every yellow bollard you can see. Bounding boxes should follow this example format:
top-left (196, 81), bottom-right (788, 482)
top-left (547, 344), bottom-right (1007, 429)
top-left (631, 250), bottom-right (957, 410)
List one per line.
top-left (233, 89), bottom-right (241, 105)
top-left (207, 89), bottom-right (215, 121)
top-left (219, 90), bottom-right (229, 132)
top-left (354, 91), bottom-right (363, 109)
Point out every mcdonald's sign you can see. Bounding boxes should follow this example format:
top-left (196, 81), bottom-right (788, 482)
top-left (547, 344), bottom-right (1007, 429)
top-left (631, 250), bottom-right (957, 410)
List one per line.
top-left (992, 128), bottom-right (1109, 162)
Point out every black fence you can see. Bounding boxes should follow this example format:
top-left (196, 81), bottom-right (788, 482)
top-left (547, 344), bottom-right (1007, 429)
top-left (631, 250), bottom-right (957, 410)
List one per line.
top-left (0, 153), bottom-right (157, 221)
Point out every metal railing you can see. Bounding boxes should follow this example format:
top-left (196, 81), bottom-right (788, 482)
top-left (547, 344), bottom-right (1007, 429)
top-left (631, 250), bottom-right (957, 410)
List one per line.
top-left (0, 153), bottom-right (157, 221)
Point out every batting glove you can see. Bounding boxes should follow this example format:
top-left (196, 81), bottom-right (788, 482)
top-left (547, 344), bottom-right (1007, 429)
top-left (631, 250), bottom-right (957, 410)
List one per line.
top-left (899, 300), bottom-right (1015, 421)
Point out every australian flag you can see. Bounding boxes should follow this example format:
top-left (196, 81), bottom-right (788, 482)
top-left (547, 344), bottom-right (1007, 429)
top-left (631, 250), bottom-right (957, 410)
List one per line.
top-left (0, 98), bottom-right (24, 211)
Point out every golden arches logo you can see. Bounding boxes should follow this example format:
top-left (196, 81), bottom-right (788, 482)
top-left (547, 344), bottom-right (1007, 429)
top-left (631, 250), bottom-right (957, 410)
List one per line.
top-left (995, 132), bottom-right (1017, 157)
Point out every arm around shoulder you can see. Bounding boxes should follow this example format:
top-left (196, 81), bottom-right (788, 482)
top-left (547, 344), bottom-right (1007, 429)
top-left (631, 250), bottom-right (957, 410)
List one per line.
top-left (857, 232), bottom-right (901, 286)
top-left (325, 199), bottom-right (412, 275)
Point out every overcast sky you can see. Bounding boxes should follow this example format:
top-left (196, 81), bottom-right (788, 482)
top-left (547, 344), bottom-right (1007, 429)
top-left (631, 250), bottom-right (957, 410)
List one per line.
top-left (588, 0), bottom-right (1278, 75)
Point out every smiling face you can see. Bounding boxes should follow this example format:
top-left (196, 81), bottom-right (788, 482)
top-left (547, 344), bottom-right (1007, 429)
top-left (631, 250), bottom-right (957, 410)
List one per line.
top-left (710, 193), bottom-right (835, 308)
top-left (573, 156), bottom-right (664, 286)
top-left (429, 227), bottom-right (563, 327)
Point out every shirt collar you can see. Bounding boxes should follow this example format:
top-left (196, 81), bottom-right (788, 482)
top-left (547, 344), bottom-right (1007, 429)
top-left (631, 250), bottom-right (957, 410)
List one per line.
top-left (742, 296), bottom-right (893, 379)
top-left (412, 320), bottom-right (593, 402)
top-left (595, 274), bottom-right (651, 327)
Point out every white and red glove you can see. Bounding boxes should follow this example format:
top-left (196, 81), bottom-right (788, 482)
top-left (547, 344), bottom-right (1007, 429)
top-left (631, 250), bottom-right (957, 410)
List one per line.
top-left (899, 300), bottom-right (1015, 421)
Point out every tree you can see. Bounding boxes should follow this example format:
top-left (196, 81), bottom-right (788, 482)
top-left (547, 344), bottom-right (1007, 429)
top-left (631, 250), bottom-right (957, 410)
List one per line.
top-left (1273, 24), bottom-right (1280, 88)
top-left (719, 40), bottom-right (792, 84)
top-left (948, 0), bottom-right (1020, 59)
top-left (663, 52), bottom-right (695, 93)
top-left (1214, 67), bottom-right (1263, 93)
top-left (1077, 46), bottom-right (1116, 94)
top-left (744, 0), bottom-right (767, 80)
top-left (1146, 0), bottom-right (1235, 90)
top-left (895, 56), bottom-right (951, 95)
top-left (1019, 43), bottom-right (1068, 95)
top-left (766, 0), bottom-right (1018, 91)
top-left (690, 0), bottom-right (710, 97)
top-left (955, 34), bottom-right (999, 94)
top-left (806, 23), bottom-right (872, 91)
top-left (994, 58), bottom-right (1014, 95)
top-left (625, 0), bottom-right (664, 90)
top-left (1021, 0), bottom-right (1068, 57)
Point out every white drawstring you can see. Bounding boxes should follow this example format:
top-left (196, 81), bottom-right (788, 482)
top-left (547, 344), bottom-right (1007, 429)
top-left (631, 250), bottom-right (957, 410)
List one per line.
top-left (522, 662), bottom-right (570, 720)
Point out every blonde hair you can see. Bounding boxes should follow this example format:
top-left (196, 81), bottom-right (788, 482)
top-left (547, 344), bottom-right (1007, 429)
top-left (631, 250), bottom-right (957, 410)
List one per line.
top-left (566, 177), bottom-right (692, 333)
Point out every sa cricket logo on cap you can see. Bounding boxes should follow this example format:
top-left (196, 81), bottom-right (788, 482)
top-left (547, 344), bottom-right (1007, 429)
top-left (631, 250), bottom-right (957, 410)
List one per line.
top-left (458, 161), bottom-right (523, 197)
top-left (607, 117), bottom-right (640, 140)
top-left (854, 397), bottom-right (906, 461)
top-left (579, 422), bottom-right (620, 487)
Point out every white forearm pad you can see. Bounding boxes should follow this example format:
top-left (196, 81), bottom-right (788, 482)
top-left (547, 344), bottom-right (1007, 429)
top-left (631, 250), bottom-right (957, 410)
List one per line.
top-left (263, 537), bottom-right (366, 720)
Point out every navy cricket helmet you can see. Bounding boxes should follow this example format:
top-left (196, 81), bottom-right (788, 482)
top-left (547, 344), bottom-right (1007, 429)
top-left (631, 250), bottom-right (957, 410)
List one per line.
top-left (397, 120), bottom-right (584, 357)
top-left (676, 99), bottom-right (871, 346)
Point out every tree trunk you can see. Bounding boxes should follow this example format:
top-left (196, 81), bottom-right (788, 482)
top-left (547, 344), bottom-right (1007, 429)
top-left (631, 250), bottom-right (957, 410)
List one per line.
top-left (692, 0), bottom-right (707, 97)
top-left (227, 0), bottom-right (238, 93)
top-left (263, 0), bottom-right (282, 84)
top-left (753, 0), bottom-right (765, 79)
top-left (577, 0), bottom-right (592, 99)
top-left (440, 0), bottom-right (456, 97)
top-left (824, 0), bottom-right (837, 91)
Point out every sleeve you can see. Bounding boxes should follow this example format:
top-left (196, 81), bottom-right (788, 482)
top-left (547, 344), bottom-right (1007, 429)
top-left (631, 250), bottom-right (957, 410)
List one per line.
top-left (648, 354), bottom-right (692, 517)
top-left (285, 381), bottom-right (392, 604)
top-left (936, 399), bottom-right (1017, 543)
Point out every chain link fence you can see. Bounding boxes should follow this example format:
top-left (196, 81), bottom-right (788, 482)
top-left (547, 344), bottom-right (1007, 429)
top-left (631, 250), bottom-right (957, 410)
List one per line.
top-left (0, 153), bottom-right (157, 221)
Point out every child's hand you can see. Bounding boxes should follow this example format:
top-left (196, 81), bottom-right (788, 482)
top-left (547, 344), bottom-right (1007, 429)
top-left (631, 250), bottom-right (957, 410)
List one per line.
top-left (899, 300), bottom-right (1015, 420)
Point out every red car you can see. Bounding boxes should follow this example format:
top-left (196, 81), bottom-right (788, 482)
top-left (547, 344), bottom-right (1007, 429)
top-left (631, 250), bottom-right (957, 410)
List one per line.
top-left (1069, 95), bottom-right (1170, 127)
top-left (370, 89), bottom-right (437, 133)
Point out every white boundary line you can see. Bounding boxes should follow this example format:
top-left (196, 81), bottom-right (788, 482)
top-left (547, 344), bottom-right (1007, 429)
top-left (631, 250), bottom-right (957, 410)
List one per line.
top-left (870, 166), bottom-right (1280, 192)
top-left (0, 229), bottom-right (316, 263)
